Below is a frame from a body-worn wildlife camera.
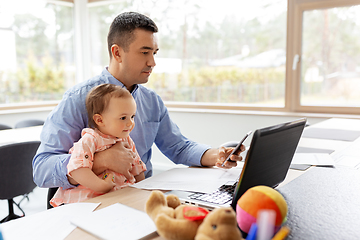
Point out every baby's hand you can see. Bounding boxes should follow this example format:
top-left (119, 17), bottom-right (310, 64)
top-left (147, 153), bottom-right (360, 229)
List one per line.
top-left (102, 173), bottom-right (116, 192)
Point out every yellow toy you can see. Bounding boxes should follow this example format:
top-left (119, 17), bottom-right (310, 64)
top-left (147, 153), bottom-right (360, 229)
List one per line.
top-left (145, 190), bottom-right (244, 240)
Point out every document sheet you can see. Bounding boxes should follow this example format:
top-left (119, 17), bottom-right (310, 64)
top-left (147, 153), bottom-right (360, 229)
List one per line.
top-left (0, 202), bottom-right (99, 240)
top-left (291, 153), bottom-right (335, 166)
top-left (131, 166), bottom-right (243, 193)
top-left (70, 203), bottom-right (156, 240)
top-left (302, 128), bottom-right (360, 141)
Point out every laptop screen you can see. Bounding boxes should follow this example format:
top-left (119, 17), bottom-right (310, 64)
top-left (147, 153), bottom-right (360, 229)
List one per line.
top-left (231, 118), bottom-right (306, 210)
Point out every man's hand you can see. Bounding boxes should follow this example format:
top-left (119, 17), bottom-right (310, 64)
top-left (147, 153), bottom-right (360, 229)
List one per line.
top-left (216, 145), bottom-right (245, 169)
top-left (200, 145), bottom-right (245, 169)
top-left (92, 141), bottom-right (136, 183)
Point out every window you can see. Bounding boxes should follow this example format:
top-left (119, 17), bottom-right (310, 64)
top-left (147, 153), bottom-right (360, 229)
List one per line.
top-left (302, 6), bottom-right (360, 107)
top-left (288, 0), bottom-right (360, 114)
top-left (88, 0), bottom-right (288, 109)
top-left (0, 0), bottom-right (75, 107)
top-left (2, 0), bottom-right (360, 115)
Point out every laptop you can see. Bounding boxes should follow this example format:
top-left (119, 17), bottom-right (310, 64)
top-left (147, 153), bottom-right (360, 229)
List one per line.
top-left (167, 118), bottom-right (307, 210)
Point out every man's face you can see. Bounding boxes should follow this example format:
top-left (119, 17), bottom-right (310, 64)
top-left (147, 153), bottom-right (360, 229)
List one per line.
top-left (118, 29), bottom-right (159, 88)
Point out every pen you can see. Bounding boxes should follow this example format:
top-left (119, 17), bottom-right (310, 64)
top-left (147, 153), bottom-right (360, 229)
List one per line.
top-left (271, 226), bottom-right (290, 240)
top-left (246, 223), bottom-right (258, 240)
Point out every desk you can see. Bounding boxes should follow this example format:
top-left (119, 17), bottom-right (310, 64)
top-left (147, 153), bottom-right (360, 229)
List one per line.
top-left (64, 167), bottom-right (306, 240)
top-left (4, 118), bottom-right (360, 239)
top-left (0, 126), bottom-right (42, 146)
top-left (298, 118), bottom-right (360, 153)
top-left (65, 118), bottom-right (360, 240)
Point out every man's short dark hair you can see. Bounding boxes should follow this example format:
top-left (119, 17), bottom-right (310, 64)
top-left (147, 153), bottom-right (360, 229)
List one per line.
top-left (107, 12), bottom-right (158, 57)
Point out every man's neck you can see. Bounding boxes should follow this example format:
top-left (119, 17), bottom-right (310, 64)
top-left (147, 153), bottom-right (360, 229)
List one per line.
top-left (107, 65), bottom-right (135, 92)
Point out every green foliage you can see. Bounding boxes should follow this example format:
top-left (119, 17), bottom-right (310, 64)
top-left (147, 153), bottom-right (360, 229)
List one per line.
top-left (2, 53), bottom-right (66, 103)
top-left (149, 67), bottom-right (285, 89)
top-left (182, 67), bottom-right (284, 87)
top-left (0, 3), bottom-right (74, 104)
top-left (147, 67), bottom-right (285, 104)
top-left (23, 54), bottom-right (64, 93)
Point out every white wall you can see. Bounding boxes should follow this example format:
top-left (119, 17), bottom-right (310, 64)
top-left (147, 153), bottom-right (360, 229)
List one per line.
top-left (0, 108), bottom-right (328, 173)
top-left (151, 110), bottom-right (327, 172)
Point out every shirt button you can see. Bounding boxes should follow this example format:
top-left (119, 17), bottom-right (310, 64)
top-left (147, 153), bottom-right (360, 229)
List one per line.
top-left (85, 155), bottom-right (89, 159)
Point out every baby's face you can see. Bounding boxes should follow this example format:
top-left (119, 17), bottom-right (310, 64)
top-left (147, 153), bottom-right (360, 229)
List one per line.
top-left (100, 96), bottom-right (136, 138)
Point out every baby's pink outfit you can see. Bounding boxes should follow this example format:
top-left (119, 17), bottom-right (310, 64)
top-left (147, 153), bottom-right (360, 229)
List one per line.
top-left (50, 128), bottom-right (146, 207)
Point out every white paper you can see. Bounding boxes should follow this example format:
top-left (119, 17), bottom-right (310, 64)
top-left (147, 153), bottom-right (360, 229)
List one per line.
top-left (70, 203), bottom-right (156, 240)
top-left (1, 202), bottom-right (100, 240)
top-left (131, 167), bottom-right (243, 193)
top-left (291, 153), bottom-right (335, 166)
top-left (335, 155), bottom-right (360, 169)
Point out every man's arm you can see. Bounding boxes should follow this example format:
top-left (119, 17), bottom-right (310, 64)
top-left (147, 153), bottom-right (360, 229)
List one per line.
top-left (144, 93), bottom-right (241, 169)
top-left (33, 150), bottom-right (74, 189)
top-left (33, 91), bottom-right (88, 189)
top-left (32, 120), bottom-right (83, 189)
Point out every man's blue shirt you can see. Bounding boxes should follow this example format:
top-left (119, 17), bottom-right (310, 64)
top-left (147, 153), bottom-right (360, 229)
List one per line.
top-left (33, 68), bottom-right (210, 189)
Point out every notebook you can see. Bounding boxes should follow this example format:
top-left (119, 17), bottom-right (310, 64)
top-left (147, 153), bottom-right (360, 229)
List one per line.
top-left (167, 118), bottom-right (307, 210)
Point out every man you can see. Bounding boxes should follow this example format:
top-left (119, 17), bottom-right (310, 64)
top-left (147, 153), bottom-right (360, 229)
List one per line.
top-left (33, 12), bottom-right (244, 189)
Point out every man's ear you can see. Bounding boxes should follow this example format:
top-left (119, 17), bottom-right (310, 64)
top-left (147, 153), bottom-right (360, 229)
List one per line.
top-left (111, 44), bottom-right (122, 63)
top-left (93, 114), bottom-right (104, 126)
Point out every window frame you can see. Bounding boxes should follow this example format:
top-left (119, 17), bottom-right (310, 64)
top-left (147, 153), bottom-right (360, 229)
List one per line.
top-left (1, 0), bottom-right (360, 116)
top-left (287, 0), bottom-right (360, 115)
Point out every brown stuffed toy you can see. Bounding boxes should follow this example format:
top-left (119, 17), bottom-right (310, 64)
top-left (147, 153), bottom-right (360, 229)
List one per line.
top-left (145, 190), bottom-right (243, 240)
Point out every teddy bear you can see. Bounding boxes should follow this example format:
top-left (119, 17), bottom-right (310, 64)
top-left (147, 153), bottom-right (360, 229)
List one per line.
top-left (145, 190), bottom-right (244, 240)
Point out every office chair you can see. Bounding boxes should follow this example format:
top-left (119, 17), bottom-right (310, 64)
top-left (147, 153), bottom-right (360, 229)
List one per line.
top-left (14, 119), bottom-right (44, 129)
top-left (47, 187), bottom-right (58, 209)
top-left (0, 141), bottom-right (40, 222)
top-left (0, 123), bottom-right (12, 130)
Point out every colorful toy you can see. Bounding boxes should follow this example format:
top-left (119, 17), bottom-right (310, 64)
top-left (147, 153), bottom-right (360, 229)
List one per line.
top-left (236, 185), bottom-right (288, 235)
top-left (145, 190), bottom-right (243, 240)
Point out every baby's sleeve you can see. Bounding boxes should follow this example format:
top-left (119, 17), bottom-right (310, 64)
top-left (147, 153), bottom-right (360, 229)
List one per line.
top-left (67, 134), bottom-right (97, 175)
top-left (130, 158), bottom-right (147, 176)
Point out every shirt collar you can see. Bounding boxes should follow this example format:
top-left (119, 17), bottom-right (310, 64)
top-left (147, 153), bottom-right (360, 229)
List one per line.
top-left (103, 67), bottom-right (139, 95)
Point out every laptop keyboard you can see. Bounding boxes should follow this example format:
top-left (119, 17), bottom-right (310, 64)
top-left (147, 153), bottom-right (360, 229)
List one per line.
top-left (188, 182), bottom-right (236, 205)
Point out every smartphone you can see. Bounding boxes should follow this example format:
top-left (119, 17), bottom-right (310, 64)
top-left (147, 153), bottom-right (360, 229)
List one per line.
top-left (221, 130), bottom-right (252, 167)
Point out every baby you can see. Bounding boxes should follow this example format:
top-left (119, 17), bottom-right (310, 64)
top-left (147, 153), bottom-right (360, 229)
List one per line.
top-left (51, 84), bottom-right (146, 207)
